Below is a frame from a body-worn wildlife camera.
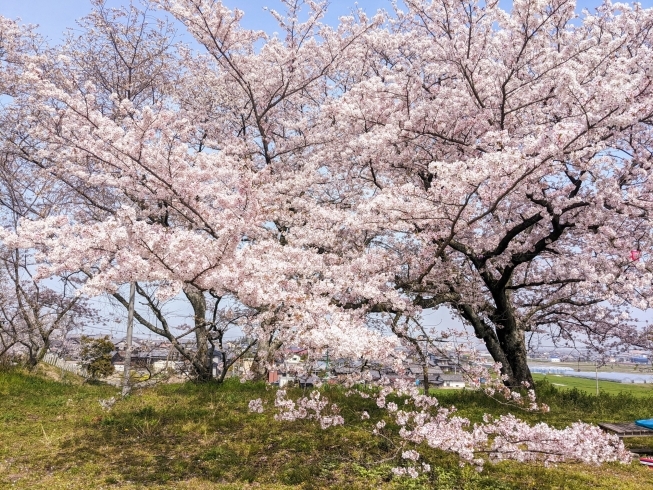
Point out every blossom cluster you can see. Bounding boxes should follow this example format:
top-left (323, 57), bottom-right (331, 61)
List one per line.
top-left (274, 390), bottom-right (344, 430)
top-left (247, 398), bottom-right (264, 414)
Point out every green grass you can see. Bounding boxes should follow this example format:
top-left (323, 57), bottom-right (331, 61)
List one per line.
top-left (533, 373), bottom-right (653, 396)
top-left (2, 365), bottom-right (653, 489)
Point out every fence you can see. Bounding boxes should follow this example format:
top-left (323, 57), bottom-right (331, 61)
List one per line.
top-left (42, 353), bottom-right (89, 378)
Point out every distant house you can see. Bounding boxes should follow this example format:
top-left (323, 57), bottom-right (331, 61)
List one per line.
top-left (298, 374), bottom-right (321, 388)
top-left (111, 351), bottom-right (125, 372)
top-left (428, 355), bottom-right (459, 372)
top-left (436, 362), bottom-right (459, 373)
top-left (409, 364), bottom-right (444, 386)
top-left (285, 346), bottom-right (308, 357)
top-left (333, 366), bottom-right (358, 376)
top-left (286, 354), bottom-right (303, 365)
top-left (268, 370), bottom-right (297, 387)
top-left (114, 339), bottom-right (144, 352)
top-left (111, 348), bottom-right (177, 374)
top-left (439, 374), bottom-right (465, 388)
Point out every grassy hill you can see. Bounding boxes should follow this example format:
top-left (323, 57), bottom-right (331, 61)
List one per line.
top-left (2, 365), bottom-right (653, 489)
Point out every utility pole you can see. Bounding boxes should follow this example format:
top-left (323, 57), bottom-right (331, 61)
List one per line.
top-left (122, 282), bottom-right (135, 397)
top-left (595, 361), bottom-right (599, 396)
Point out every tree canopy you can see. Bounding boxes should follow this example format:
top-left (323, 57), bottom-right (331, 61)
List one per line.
top-left (1, 0), bottom-right (652, 388)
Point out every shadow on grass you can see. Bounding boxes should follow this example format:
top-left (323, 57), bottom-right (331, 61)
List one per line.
top-left (44, 379), bottom-right (385, 487)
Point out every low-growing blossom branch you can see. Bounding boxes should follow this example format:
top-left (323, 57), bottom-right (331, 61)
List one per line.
top-left (480, 414), bottom-right (631, 466)
top-left (269, 378), bottom-right (630, 478)
top-left (273, 389), bottom-right (344, 430)
top-left (377, 379), bottom-right (628, 476)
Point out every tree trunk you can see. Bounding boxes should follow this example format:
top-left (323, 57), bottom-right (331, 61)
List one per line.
top-left (421, 363), bottom-right (430, 393)
top-left (491, 293), bottom-right (534, 389)
top-left (459, 303), bottom-right (533, 389)
top-left (33, 338), bottom-right (50, 368)
top-left (25, 349), bottom-right (39, 369)
top-left (494, 326), bottom-right (534, 389)
top-left (24, 336), bottom-right (50, 370)
top-left (249, 332), bottom-right (281, 381)
top-left (183, 285), bottom-right (212, 382)
top-left (249, 348), bottom-right (267, 381)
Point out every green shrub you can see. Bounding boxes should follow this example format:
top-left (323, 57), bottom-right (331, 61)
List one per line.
top-left (80, 335), bottom-right (115, 379)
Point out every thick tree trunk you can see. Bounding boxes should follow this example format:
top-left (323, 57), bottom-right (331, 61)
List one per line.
top-left (248, 351), bottom-right (266, 381)
top-left (34, 339), bottom-right (50, 367)
top-left (24, 337), bottom-right (49, 370)
top-left (459, 303), bottom-right (533, 389)
top-left (491, 293), bottom-right (534, 389)
top-left (494, 326), bottom-right (534, 389)
top-left (249, 333), bottom-right (281, 381)
top-left (183, 286), bottom-right (213, 382)
top-left (25, 349), bottom-right (39, 369)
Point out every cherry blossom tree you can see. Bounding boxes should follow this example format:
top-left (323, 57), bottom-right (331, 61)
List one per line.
top-left (311, 0), bottom-right (653, 387)
top-left (0, 17), bottom-right (94, 367)
top-left (0, 139), bottom-right (90, 368)
top-left (0, 118), bottom-right (91, 367)
top-left (0, 1), bottom-right (257, 380)
top-left (109, 282), bottom-right (258, 381)
top-left (5, 0), bottom-right (398, 380)
top-left (4, 0), bottom-right (653, 389)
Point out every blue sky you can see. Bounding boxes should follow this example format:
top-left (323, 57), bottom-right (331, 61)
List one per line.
top-left (1, 0), bottom-right (652, 43)
top-left (0, 0), bottom-right (395, 42)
